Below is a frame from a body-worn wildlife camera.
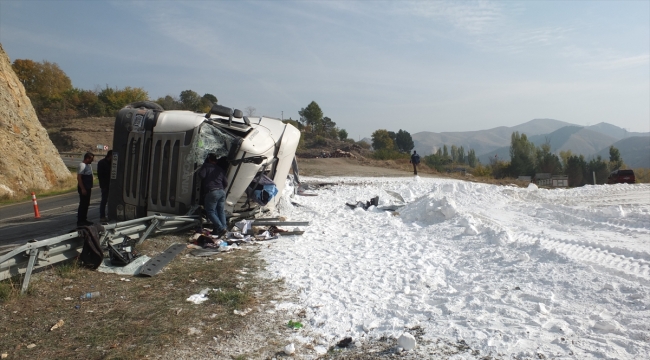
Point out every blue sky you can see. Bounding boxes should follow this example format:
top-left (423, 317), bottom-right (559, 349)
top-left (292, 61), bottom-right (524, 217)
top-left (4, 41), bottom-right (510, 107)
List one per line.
top-left (1, 0), bottom-right (648, 140)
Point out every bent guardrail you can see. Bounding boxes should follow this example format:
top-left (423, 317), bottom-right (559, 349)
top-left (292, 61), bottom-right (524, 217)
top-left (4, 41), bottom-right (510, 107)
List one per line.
top-left (0, 215), bottom-right (200, 293)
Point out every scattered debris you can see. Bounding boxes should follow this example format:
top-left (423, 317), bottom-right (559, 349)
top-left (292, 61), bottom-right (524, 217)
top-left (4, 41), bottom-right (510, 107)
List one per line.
top-left (64, 297), bottom-right (73, 301)
top-left (119, 278), bottom-right (131, 282)
top-left (284, 343), bottom-right (296, 355)
top-left (187, 327), bottom-right (202, 336)
top-left (346, 196), bottom-right (379, 210)
top-left (333, 148), bottom-right (356, 158)
top-left (384, 190), bottom-right (405, 203)
top-left (107, 236), bottom-right (140, 266)
top-left (97, 255), bottom-right (150, 276)
top-left (140, 244), bottom-right (186, 277)
top-left (287, 320), bottom-right (303, 329)
top-left (397, 332), bottom-right (416, 351)
top-left (26, 344), bottom-right (36, 349)
top-left (346, 195), bottom-right (406, 212)
top-left (336, 337), bottom-right (353, 348)
top-left (186, 294), bottom-right (210, 305)
top-left (1, 352), bottom-right (7, 359)
top-left (233, 308), bottom-right (252, 316)
top-left (50, 319), bottom-right (65, 331)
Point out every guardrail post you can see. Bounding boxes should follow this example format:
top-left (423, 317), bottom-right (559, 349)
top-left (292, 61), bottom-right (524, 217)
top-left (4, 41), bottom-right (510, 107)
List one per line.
top-left (21, 248), bottom-right (39, 294)
top-left (136, 219), bottom-right (160, 245)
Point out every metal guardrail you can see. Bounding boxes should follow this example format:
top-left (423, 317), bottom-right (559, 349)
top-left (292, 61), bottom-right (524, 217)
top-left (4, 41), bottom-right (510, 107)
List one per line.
top-left (0, 215), bottom-right (200, 293)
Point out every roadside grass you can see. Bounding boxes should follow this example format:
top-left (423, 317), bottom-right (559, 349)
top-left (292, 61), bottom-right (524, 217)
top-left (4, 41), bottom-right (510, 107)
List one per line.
top-left (0, 235), bottom-right (274, 359)
top-left (0, 174), bottom-right (97, 206)
top-left (0, 177), bottom-right (78, 206)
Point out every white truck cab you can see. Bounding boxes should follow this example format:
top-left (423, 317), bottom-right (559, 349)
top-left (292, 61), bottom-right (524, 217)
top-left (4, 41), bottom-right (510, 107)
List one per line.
top-left (108, 102), bottom-right (300, 221)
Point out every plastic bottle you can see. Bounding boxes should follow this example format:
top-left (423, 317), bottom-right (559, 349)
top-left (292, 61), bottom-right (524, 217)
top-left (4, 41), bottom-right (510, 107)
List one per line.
top-left (218, 240), bottom-right (228, 251)
top-left (80, 291), bottom-right (100, 300)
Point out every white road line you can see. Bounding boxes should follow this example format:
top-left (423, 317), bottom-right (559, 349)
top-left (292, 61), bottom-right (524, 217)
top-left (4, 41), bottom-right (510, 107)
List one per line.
top-left (0, 200), bottom-right (100, 223)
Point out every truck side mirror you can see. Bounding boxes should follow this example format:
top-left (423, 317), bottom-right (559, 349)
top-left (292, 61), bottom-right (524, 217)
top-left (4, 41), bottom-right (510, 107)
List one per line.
top-left (206, 104), bottom-right (233, 118)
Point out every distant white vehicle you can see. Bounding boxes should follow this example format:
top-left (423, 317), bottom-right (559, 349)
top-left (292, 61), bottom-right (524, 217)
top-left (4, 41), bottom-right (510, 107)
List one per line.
top-left (108, 102), bottom-right (300, 221)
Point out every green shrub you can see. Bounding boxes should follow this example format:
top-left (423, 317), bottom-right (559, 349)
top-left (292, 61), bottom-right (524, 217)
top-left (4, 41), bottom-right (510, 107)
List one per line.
top-left (372, 149), bottom-right (409, 160)
top-left (210, 289), bottom-right (250, 309)
top-left (472, 163), bottom-right (492, 177)
top-left (355, 141), bottom-right (371, 149)
top-left (56, 259), bottom-right (80, 279)
top-left (0, 282), bottom-right (14, 302)
top-left (313, 135), bottom-right (328, 147)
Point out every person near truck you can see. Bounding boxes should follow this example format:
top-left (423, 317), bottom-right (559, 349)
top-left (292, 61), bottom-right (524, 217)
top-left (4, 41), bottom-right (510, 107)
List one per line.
top-left (97, 150), bottom-right (112, 223)
top-left (77, 152), bottom-right (95, 227)
top-left (410, 150), bottom-right (420, 175)
top-left (199, 153), bottom-right (229, 237)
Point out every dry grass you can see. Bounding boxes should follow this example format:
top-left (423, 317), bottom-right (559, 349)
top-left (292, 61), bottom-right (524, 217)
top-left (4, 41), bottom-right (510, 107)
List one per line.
top-left (0, 234), bottom-right (275, 359)
top-left (633, 168), bottom-right (650, 183)
top-left (0, 175), bottom-right (77, 205)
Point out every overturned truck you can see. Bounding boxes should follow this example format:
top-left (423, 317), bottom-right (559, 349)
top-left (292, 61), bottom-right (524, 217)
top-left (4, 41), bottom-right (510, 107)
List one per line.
top-left (108, 102), bottom-right (301, 221)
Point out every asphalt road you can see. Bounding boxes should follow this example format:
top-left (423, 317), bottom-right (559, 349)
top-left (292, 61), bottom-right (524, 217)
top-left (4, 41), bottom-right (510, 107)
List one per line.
top-left (0, 189), bottom-right (102, 247)
top-left (61, 155), bottom-right (83, 168)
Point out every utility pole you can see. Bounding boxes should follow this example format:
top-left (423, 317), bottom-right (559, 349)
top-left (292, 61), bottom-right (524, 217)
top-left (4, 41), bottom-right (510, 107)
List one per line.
top-left (281, 111), bottom-right (283, 121)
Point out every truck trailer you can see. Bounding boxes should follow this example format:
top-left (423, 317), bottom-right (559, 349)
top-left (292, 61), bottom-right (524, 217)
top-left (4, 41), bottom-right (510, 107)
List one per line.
top-left (108, 102), bottom-right (300, 222)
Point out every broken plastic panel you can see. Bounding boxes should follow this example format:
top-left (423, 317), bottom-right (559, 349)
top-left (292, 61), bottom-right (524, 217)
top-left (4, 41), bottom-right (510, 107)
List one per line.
top-left (193, 123), bottom-right (236, 165)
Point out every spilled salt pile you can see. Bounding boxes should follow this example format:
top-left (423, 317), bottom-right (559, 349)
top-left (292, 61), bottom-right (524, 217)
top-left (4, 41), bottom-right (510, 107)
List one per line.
top-left (263, 177), bottom-right (650, 359)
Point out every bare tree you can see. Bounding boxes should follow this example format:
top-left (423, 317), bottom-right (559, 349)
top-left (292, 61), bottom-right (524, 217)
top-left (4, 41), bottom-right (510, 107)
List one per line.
top-left (245, 106), bottom-right (256, 117)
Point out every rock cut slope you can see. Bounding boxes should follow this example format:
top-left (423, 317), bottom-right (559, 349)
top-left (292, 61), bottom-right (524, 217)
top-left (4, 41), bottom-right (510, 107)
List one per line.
top-left (0, 44), bottom-right (72, 198)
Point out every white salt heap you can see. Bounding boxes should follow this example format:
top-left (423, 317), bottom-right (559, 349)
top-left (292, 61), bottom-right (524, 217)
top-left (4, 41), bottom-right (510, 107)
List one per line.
top-left (263, 177), bottom-right (650, 359)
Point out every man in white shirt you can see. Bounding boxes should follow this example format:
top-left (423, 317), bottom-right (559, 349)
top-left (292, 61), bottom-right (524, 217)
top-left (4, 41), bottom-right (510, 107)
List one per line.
top-left (77, 152), bottom-right (95, 226)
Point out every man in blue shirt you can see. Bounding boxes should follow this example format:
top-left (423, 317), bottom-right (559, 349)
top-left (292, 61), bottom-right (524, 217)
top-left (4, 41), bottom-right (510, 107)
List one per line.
top-left (410, 150), bottom-right (420, 175)
top-left (199, 154), bottom-right (229, 236)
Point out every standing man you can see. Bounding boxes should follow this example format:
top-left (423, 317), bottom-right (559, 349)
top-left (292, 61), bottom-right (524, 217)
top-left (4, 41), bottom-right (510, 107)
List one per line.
top-left (410, 150), bottom-right (420, 175)
top-left (77, 152), bottom-right (95, 226)
top-left (199, 153), bottom-right (229, 237)
top-left (97, 150), bottom-right (112, 223)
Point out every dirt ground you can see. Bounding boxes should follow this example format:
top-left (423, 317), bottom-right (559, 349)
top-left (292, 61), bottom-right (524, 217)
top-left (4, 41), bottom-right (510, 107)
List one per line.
top-left (297, 157), bottom-right (437, 178)
top-left (46, 117), bottom-right (115, 154)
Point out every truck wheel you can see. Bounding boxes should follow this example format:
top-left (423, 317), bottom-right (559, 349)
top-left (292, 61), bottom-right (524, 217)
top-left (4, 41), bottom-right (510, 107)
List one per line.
top-left (124, 101), bottom-right (164, 111)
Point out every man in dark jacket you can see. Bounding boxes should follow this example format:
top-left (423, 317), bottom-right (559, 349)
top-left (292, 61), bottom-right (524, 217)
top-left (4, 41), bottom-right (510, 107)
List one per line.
top-left (409, 150), bottom-right (420, 175)
top-left (77, 152), bottom-right (95, 226)
top-left (199, 154), bottom-right (229, 236)
top-left (97, 150), bottom-right (112, 222)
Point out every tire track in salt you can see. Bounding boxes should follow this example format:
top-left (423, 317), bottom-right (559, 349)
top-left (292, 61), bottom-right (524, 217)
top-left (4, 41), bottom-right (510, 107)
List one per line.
top-left (516, 232), bottom-right (650, 281)
top-left (542, 205), bottom-right (650, 236)
top-left (548, 185), bottom-right (650, 207)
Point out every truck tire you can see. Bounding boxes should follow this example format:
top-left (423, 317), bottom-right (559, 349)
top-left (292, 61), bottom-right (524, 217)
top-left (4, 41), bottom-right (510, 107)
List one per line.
top-left (124, 101), bottom-right (164, 111)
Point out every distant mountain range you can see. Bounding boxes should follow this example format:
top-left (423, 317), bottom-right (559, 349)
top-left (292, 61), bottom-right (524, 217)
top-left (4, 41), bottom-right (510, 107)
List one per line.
top-left (412, 119), bottom-right (649, 168)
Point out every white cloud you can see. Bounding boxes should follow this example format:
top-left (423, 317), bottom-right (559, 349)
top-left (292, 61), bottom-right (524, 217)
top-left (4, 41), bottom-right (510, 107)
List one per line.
top-left (405, 0), bottom-right (507, 35)
top-left (584, 54), bottom-right (650, 70)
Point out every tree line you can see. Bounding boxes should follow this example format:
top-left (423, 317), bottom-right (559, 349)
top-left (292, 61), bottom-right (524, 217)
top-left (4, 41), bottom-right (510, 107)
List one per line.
top-left (12, 59), bottom-right (218, 122)
top-left (369, 129), bottom-right (415, 160)
top-left (422, 145), bottom-right (478, 171)
top-left (289, 101), bottom-right (349, 147)
top-left (14, 58), bottom-right (623, 186)
top-left (502, 131), bottom-right (624, 186)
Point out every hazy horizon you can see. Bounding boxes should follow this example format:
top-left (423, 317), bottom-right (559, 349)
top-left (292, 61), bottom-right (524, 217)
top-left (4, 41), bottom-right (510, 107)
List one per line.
top-left (1, 1), bottom-right (648, 139)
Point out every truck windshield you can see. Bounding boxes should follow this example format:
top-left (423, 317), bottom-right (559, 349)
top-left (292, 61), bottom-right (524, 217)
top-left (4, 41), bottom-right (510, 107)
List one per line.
top-left (193, 123), bottom-right (236, 165)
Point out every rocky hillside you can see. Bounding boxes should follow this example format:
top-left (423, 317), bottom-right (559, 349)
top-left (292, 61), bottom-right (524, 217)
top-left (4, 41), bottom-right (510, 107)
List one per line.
top-left (46, 117), bottom-right (114, 153)
top-left (0, 44), bottom-right (72, 198)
